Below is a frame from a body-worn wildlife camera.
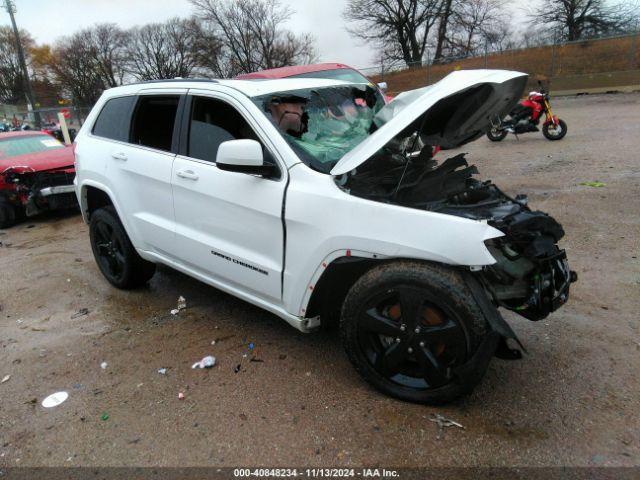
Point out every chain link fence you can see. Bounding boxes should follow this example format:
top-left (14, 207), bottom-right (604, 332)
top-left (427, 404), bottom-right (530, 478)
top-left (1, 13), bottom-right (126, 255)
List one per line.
top-left (1, 105), bottom-right (91, 132)
top-left (359, 32), bottom-right (640, 95)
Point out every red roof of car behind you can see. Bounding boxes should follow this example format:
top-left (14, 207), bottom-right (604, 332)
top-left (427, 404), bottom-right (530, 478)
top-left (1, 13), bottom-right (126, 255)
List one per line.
top-left (235, 63), bottom-right (354, 80)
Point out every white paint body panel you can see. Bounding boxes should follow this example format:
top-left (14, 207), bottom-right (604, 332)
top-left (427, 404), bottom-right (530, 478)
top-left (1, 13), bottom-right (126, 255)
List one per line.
top-left (75, 73), bottom-right (516, 332)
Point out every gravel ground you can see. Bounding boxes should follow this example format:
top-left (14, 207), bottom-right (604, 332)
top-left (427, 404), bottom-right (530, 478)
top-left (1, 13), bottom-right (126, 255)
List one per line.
top-left (0, 93), bottom-right (639, 468)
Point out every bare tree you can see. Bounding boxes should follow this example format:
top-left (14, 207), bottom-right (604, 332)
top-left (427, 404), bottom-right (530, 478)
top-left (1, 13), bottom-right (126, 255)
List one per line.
top-left (191, 0), bottom-right (317, 77)
top-left (0, 26), bottom-right (35, 105)
top-left (433, 0), bottom-right (454, 62)
top-left (344, 0), bottom-right (443, 67)
top-left (530, 0), bottom-right (639, 41)
top-left (124, 18), bottom-right (205, 80)
top-left (46, 36), bottom-right (106, 106)
top-left (447, 0), bottom-right (506, 56)
top-left (33, 24), bottom-right (129, 107)
top-left (78, 24), bottom-right (128, 87)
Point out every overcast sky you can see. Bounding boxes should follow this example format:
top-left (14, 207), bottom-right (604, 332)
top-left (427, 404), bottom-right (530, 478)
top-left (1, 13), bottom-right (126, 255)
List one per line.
top-left (0, 0), bottom-right (527, 70)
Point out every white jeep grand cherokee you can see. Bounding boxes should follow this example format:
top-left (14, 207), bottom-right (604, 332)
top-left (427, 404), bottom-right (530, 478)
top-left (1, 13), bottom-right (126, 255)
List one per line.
top-left (74, 70), bottom-right (575, 404)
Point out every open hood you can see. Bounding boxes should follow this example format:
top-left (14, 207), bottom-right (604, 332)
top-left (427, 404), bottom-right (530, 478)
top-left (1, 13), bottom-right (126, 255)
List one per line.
top-left (330, 69), bottom-right (528, 175)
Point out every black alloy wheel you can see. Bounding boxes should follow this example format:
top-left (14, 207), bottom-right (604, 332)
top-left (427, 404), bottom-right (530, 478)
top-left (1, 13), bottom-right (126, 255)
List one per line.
top-left (93, 218), bottom-right (127, 283)
top-left (89, 206), bottom-right (156, 289)
top-left (357, 285), bottom-right (468, 390)
top-left (340, 261), bottom-right (493, 404)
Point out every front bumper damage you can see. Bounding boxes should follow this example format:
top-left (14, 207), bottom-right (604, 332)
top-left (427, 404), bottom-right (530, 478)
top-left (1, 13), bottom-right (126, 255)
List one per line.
top-left (1, 168), bottom-right (78, 216)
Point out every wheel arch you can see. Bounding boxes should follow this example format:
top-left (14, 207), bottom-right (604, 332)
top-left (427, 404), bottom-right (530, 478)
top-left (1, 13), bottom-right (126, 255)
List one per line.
top-left (302, 252), bottom-right (441, 327)
top-left (79, 181), bottom-right (121, 223)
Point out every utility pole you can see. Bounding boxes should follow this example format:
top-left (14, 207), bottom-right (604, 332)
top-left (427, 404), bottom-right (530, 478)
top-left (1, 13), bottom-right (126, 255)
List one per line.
top-left (2, 0), bottom-right (41, 128)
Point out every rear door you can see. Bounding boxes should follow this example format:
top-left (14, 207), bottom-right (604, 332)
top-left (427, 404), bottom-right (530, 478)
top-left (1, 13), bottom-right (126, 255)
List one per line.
top-left (107, 89), bottom-right (185, 254)
top-left (171, 90), bottom-right (286, 302)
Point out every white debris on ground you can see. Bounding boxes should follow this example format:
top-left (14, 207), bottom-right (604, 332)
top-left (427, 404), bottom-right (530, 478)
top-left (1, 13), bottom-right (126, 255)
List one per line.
top-left (170, 296), bottom-right (187, 315)
top-left (42, 391), bottom-right (69, 408)
top-left (1, 374), bottom-right (10, 384)
top-left (191, 356), bottom-right (216, 369)
top-left (100, 362), bottom-right (108, 370)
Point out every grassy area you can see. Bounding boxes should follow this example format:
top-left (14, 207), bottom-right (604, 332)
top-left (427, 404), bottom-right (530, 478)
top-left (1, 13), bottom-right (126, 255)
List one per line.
top-left (375, 34), bottom-right (640, 94)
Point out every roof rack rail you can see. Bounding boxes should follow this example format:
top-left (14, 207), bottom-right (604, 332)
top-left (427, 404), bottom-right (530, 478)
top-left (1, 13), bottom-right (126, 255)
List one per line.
top-left (129, 78), bottom-right (219, 86)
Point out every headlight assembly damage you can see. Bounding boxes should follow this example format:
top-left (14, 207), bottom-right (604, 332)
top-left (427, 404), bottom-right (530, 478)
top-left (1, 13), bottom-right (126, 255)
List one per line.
top-left (339, 151), bottom-right (577, 322)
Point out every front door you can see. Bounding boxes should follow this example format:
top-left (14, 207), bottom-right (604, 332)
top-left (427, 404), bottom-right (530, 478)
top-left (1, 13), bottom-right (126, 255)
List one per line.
top-left (171, 92), bottom-right (285, 302)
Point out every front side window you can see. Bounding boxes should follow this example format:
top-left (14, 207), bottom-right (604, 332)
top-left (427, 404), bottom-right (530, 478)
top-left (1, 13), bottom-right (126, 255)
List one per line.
top-left (187, 96), bottom-right (262, 163)
top-left (130, 96), bottom-right (179, 152)
top-left (252, 84), bottom-right (384, 173)
top-left (92, 96), bottom-right (135, 142)
top-left (0, 134), bottom-right (64, 159)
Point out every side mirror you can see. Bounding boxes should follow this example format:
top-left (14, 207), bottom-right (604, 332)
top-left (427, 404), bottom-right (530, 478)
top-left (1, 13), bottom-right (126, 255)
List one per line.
top-left (377, 81), bottom-right (388, 93)
top-left (216, 139), bottom-right (276, 177)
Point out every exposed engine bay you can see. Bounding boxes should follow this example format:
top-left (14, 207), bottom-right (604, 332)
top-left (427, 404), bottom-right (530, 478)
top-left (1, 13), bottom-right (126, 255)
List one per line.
top-left (337, 148), bottom-right (577, 321)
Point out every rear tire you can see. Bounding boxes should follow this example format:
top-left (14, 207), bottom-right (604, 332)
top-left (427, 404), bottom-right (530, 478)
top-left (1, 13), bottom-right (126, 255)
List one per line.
top-left (486, 128), bottom-right (507, 142)
top-left (89, 206), bottom-right (156, 289)
top-left (340, 261), bottom-right (493, 404)
top-left (542, 119), bottom-right (567, 140)
top-left (0, 197), bottom-right (17, 229)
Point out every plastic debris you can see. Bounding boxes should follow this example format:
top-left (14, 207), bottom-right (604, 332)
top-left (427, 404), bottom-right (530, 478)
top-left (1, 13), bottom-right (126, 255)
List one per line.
top-left (429, 413), bottom-right (464, 440)
top-left (191, 356), bottom-right (216, 369)
top-left (178, 392), bottom-right (185, 400)
top-left (42, 391), bottom-right (68, 408)
top-left (158, 368), bottom-right (167, 375)
top-left (71, 308), bottom-right (89, 319)
top-left (248, 342), bottom-right (255, 351)
top-left (100, 412), bottom-right (109, 421)
top-left (1, 374), bottom-right (10, 384)
top-left (234, 364), bottom-right (242, 373)
top-left (580, 181), bottom-right (606, 188)
top-left (100, 362), bottom-right (108, 370)
top-left (210, 340), bottom-right (216, 345)
top-left (170, 296), bottom-right (187, 315)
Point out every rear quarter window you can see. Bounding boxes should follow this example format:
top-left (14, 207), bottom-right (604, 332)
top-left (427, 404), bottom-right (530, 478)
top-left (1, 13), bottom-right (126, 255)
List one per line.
top-left (92, 96), bottom-right (135, 142)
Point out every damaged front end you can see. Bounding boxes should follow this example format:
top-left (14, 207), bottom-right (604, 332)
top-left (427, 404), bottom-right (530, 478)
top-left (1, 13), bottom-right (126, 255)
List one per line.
top-left (1, 166), bottom-right (77, 217)
top-left (341, 151), bottom-right (577, 322)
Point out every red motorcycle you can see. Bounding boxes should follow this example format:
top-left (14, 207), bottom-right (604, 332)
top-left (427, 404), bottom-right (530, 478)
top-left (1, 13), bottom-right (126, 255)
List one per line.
top-left (487, 82), bottom-right (567, 141)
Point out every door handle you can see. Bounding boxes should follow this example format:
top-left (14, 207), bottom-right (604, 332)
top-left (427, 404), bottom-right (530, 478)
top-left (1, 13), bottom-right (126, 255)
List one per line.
top-left (111, 151), bottom-right (127, 161)
top-left (176, 169), bottom-right (199, 180)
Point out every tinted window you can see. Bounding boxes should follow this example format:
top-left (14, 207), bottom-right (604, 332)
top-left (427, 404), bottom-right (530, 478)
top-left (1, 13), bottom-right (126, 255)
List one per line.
top-left (92, 96), bottom-right (135, 141)
top-left (130, 96), bottom-right (179, 152)
top-left (188, 97), bottom-right (262, 163)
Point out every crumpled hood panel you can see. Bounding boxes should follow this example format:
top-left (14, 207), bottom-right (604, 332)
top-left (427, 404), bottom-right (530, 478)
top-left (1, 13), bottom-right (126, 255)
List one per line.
top-left (330, 69), bottom-right (528, 175)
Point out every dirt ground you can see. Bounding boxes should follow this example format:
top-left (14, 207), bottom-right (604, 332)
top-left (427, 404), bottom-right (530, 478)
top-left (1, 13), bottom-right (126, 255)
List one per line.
top-left (1, 93), bottom-right (639, 468)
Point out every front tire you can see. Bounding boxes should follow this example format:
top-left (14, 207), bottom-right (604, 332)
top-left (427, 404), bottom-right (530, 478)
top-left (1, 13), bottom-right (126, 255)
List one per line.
top-left (340, 261), bottom-right (493, 404)
top-left (486, 127), bottom-right (507, 142)
top-left (542, 119), bottom-right (567, 140)
top-left (89, 206), bottom-right (156, 289)
top-left (0, 197), bottom-right (17, 229)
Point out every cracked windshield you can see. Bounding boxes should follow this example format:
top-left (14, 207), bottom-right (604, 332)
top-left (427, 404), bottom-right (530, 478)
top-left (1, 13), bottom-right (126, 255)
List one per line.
top-left (253, 84), bottom-right (385, 173)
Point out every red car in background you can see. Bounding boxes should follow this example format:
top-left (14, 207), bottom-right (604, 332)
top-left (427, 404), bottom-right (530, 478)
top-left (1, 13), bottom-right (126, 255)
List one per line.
top-left (0, 131), bottom-right (77, 228)
top-left (236, 62), bottom-right (393, 103)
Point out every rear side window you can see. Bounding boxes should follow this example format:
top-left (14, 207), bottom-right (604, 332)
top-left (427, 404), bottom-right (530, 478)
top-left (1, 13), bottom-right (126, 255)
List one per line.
top-left (92, 96), bottom-right (135, 141)
top-left (130, 96), bottom-right (180, 152)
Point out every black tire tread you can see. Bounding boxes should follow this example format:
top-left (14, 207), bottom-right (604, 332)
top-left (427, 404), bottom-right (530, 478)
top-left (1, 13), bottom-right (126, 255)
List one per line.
top-left (340, 260), bottom-right (490, 405)
top-left (542, 119), bottom-right (567, 140)
top-left (89, 206), bottom-right (156, 289)
top-left (0, 197), bottom-right (17, 229)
